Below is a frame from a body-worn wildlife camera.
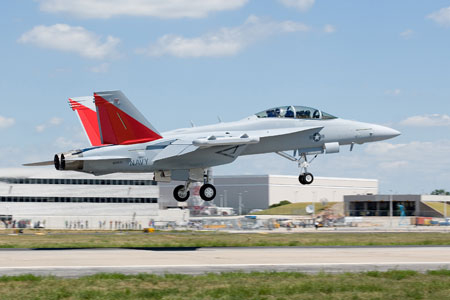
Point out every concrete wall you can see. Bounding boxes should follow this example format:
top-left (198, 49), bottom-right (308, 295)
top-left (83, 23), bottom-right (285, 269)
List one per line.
top-left (0, 202), bottom-right (189, 229)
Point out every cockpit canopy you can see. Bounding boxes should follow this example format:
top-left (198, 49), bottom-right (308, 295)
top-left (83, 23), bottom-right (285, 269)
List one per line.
top-left (255, 106), bottom-right (337, 120)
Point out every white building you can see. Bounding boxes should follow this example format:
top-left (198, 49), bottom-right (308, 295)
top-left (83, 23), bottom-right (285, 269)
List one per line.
top-left (160, 175), bottom-right (378, 214)
top-left (0, 168), bottom-right (188, 229)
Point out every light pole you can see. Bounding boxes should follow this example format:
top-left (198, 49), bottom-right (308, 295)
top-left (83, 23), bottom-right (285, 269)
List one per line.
top-left (237, 190), bottom-right (248, 215)
top-left (238, 193), bottom-right (242, 215)
top-left (388, 190), bottom-right (393, 229)
top-left (224, 190), bottom-right (228, 207)
top-left (445, 199), bottom-right (447, 220)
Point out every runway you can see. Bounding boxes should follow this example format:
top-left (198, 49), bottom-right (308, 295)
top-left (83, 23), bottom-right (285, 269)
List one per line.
top-left (1, 246), bottom-right (449, 277)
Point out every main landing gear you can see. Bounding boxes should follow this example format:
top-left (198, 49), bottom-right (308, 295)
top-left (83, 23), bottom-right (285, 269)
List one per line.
top-left (172, 169), bottom-right (217, 202)
top-left (199, 184), bottom-right (216, 201)
top-left (173, 182), bottom-right (217, 202)
top-left (173, 184), bottom-right (190, 202)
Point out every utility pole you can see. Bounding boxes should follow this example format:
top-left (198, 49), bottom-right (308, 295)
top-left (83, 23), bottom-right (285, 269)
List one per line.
top-left (445, 200), bottom-right (447, 220)
top-left (238, 193), bottom-right (242, 215)
top-left (389, 194), bottom-right (393, 229)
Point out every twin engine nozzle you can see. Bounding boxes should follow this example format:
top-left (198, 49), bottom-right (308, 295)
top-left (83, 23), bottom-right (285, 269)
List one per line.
top-left (54, 150), bottom-right (83, 171)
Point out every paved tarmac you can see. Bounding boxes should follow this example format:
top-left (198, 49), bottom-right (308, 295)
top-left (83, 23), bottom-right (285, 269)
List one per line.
top-left (1, 246), bottom-right (449, 277)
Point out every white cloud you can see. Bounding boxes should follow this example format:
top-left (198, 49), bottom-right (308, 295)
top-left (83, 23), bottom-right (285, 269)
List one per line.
top-left (365, 142), bottom-right (404, 155)
top-left (140, 15), bottom-right (310, 58)
top-left (399, 114), bottom-right (450, 127)
top-left (385, 89), bottom-right (401, 96)
top-left (278, 0), bottom-right (315, 12)
top-left (36, 117), bottom-right (64, 133)
top-left (90, 63), bottom-right (110, 73)
top-left (323, 24), bottom-right (336, 34)
top-left (400, 29), bottom-right (414, 39)
top-left (18, 24), bottom-right (120, 59)
top-left (38, 0), bottom-right (248, 19)
top-left (364, 140), bottom-right (450, 171)
top-left (49, 117), bottom-right (63, 125)
top-left (53, 137), bottom-right (85, 149)
top-left (35, 125), bottom-right (46, 133)
top-left (427, 6), bottom-right (450, 27)
top-left (0, 116), bottom-right (15, 129)
top-left (378, 161), bottom-right (409, 170)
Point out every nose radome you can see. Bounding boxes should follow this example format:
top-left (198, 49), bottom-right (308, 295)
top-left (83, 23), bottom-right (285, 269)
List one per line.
top-left (372, 125), bottom-right (401, 141)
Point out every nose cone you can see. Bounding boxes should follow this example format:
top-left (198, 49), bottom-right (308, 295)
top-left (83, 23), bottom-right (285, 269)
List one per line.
top-left (372, 125), bottom-right (401, 141)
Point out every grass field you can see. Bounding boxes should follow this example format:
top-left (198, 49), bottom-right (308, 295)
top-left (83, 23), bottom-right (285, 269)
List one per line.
top-left (424, 201), bottom-right (450, 216)
top-left (253, 202), bottom-right (336, 215)
top-left (0, 231), bottom-right (449, 248)
top-left (0, 270), bottom-right (449, 299)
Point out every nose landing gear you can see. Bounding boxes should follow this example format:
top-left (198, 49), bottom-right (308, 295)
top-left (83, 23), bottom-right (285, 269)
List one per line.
top-left (299, 172), bottom-right (314, 185)
top-left (298, 153), bottom-right (315, 185)
top-left (276, 151), bottom-right (317, 185)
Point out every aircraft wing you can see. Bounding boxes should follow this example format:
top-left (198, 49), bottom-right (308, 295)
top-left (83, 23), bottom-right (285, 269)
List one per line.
top-left (153, 126), bottom-right (322, 163)
top-left (253, 126), bottom-right (322, 139)
top-left (191, 126), bottom-right (322, 148)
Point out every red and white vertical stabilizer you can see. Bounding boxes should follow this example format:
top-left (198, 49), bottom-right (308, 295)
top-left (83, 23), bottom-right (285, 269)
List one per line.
top-left (69, 96), bottom-right (103, 146)
top-left (94, 90), bottom-right (162, 145)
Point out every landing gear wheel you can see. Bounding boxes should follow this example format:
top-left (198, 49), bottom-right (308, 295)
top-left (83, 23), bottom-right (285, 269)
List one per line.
top-left (200, 184), bottom-right (216, 201)
top-left (299, 173), bottom-right (314, 185)
top-left (173, 185), bottom-right (190, 202)
top-left (298, 174), bottom-right (305, 184)
top-left (303, 172), bottom-right (314, 185)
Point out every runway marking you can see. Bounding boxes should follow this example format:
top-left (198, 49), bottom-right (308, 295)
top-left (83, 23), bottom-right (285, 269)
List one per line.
top-left (1, 262), bottom-right (449, 270)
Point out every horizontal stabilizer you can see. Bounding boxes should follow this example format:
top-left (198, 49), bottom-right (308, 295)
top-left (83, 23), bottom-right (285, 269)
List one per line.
top-left (22, 161), bottom-right (54, 166)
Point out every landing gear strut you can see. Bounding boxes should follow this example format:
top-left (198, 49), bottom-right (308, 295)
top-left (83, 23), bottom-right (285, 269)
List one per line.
top-left (275, 151), bottom-right (317, 186)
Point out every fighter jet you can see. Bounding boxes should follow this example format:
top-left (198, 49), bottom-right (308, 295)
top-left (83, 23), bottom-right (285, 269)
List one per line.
top-left (25, 90), bottom-right (400, 202)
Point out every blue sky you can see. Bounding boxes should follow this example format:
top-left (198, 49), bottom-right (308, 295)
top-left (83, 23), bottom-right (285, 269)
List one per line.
top-left (0, 0), bottom-right (449, 193)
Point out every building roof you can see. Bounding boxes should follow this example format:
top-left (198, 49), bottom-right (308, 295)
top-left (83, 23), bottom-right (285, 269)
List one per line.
top-left (0, 167), bottom-right (154, 180)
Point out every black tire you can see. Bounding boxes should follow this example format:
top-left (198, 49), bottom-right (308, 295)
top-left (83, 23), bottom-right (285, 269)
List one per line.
top-left (303, 172), bottom-right (314, 185)
top-left (298, 174), bottom-right (306, 185)
top-left (200, 184), bottom-right (216, 201)
top-left (173, 185), bottom-right (190, 202)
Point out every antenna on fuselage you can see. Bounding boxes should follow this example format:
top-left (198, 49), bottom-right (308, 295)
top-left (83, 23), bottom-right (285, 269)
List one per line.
top-left (190, 120), bottom-right (195, 127)
top-left (217, 116), bottom-right (222, 123)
